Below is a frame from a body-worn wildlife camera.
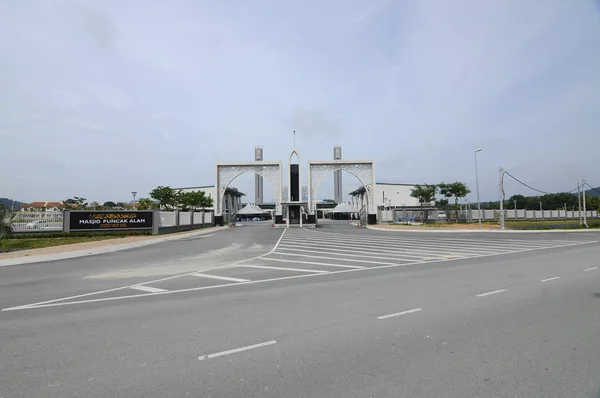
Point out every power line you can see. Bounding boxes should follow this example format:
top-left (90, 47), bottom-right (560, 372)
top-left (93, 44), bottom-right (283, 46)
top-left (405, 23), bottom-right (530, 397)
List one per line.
top-left (584, 182), bottom-right (600, 195)
top-left (502, 170), bottom-right (580, 195)
top-left (502, 170), bottom-right (552, 195)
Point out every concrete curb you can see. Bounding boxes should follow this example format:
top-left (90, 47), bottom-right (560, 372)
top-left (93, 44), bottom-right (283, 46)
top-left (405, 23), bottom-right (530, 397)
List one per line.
top-left (367, 225), bottom-right (600, 234)
top-left (0, 227), bottom-right (229, 267)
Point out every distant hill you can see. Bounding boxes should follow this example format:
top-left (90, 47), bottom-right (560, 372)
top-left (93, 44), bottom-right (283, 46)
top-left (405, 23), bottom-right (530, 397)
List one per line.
top-left (586, 188), bottom-right (600, 197)
top-left (0, 198), bottom-right (24, 209)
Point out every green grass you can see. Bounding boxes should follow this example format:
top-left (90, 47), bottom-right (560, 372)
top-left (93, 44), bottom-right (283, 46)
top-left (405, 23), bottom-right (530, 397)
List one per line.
top-left (419, 218), bottom-right (600, 230)
top-left (0, 236), bottom-right (123, 252)
top-left (505, 219), bottom-right (600, 230)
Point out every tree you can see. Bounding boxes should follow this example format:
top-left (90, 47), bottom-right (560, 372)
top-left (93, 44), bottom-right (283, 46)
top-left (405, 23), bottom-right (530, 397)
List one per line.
top-left (508, 194), bottom-right (527, 209)
top-left (587, 194), bottom-right (600, 212)
top-left (178, 191), bottom-right (202, 211)
top-left (103, 201), bottom-right (117, 209)
top-left (410, 184), bottom-right (436, 223)
top-left (89, 201), bottom-right (100, 210)
top-left (0, 205), bottom-right (17, 241)
top-left (137, 198), bottom-right (158, 210)
top-left (438, 182), bottom-right (471, 222)
top-left (63, 196), bottom-right (87, 209)
top-left (149, 186), bottom-right (178, 210)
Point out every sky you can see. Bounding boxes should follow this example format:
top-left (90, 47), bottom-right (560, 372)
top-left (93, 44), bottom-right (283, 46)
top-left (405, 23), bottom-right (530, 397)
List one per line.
top-left (1, 0), bottom-right (600, 204)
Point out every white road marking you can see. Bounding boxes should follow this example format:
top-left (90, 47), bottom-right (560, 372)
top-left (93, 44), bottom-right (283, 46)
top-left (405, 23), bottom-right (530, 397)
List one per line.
top-left (476, 289), bottom-right (506, 297)
top-left (276, 246), bottom-right (421, 262)
top-left (584, 267), bottom-right (598, 272)
top-left (198, 340), bottom-right (277, 361)
top-left (191, 273), bottom-right (250, 283)
top-left (239, 264), bottom-right (330, 273)
top-left (130, 285), bottom-right (168, 293)
top-left (261, 257), bottom-right (367, 269)
top-left (2, 230), bottom-right (289, 310)
top-left (5, 240), bottom-right (597, 312)
top-left (541, 277), bottom-right (560, 282)
top-left (290, 232), bottom-right (592, 250)
top-left (302, 228), bottom-right (595, 246)
top-left (284, 236), bottom-right (505, 256)
top-left (268, 228), bottom-right (287, 254)
top-left (267, 251), bottom-right (397, 265)
top-left (377, 308), bottom-right (422, 320)
top-left (278, 241), bottom-right (446, 259)
top-left (286, 236), bottom-right (505, 254)
top-left (288, 233), bottom-right (540, 250)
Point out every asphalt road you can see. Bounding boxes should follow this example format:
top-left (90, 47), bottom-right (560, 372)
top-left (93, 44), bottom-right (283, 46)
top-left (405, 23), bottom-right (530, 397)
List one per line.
top-left (1, 222), bottom-right (600, 397)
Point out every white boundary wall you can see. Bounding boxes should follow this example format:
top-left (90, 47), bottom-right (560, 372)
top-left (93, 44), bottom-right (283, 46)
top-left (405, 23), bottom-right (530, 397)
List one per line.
top-left (472, 209), bottom-right (598, 220)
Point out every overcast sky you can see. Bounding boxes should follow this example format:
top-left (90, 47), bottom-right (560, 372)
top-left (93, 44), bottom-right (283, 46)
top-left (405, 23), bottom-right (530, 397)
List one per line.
top-left (1, 0), bottom-right (599, 204)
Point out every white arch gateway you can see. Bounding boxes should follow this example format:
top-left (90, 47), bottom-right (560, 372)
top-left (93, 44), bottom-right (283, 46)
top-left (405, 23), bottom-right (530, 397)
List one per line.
top-left (214, 158), bottom-right (376, 227)
top-left (308, 160), bottom-right (375, 225)
top-left (215, 161), bottom-right (282, 225)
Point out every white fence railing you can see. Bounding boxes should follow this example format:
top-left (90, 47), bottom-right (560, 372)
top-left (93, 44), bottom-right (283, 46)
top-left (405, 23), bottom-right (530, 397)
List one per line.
top-left (179, 212), bottom-right (191, 226)
top-left (471, 209), bottom-right (598, 221)
top-left (159, 211), bottom-right (177, 227)
top-left (12, 212), bottom-right (63, 232)
top-left (159, 210), bottom-right (213, 228)
top-left (193, 212), bottom-right (205, 225)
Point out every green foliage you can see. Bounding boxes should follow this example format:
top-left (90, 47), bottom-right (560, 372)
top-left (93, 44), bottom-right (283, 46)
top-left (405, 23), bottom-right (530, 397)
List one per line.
top-left (587, 195), bottom-right (600, 211)
top-left (150, 186), bottom-right (178, 210)
top-left (63, 196), bottom-right (88, 209)
top-left (480, 192), bottom-right (599, 211)
top-left (0, 206), bottom-right (17, 240)
top-left (137, 198), bottom-right (158, 210)
top-left (178, 191), bottom-right (198, 211)
top-left (438, 182), bottom-right (471, 222)
top-left (435, 198), bottom-right (449, 208)
top-left (103, 201), bottom-right (117, 208)
top-left (411, 184), bottom-right (436, 222)
top-left (0, 236), bottom-right (122, 251)
top-left (410, 184), bottom-right (436, 204)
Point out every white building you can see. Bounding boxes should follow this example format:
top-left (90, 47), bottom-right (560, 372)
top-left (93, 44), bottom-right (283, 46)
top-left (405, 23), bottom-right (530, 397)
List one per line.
top-left (349, 182), bottom-right (435, 210)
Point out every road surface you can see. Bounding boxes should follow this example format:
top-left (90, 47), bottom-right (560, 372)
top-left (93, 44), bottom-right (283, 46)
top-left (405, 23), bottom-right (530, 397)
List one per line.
top-left (1, 222), bottom-right (599, 397)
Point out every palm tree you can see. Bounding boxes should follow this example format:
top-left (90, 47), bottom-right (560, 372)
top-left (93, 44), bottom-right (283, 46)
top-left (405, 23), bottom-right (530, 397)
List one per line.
top-left (0, 206), bottom-right (17, 240)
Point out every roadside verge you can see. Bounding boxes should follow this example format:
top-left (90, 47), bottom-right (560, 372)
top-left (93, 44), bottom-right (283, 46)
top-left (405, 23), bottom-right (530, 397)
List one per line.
top-left (367, 225), bottom-right (600, 234)
top-left (0, 227), bottom-right (228, 267)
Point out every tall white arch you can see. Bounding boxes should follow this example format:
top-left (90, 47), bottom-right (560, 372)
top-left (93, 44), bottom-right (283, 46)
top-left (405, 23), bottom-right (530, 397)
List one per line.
top-left (215, 162), bottom-right (282, 216)
top-left (308, 160), bottom-right (375, 215)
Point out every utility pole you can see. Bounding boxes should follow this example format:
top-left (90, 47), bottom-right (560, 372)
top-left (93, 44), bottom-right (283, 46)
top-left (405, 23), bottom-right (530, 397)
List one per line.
top-left (474, 148), bottom-right (483, 228)
top-left (499, 167), bottom-right (505, 230)
top-left (582, 179), bottom-right (588, 227)
top-left (132, 192), bottom-right (137, 211)
top-left (578, 183), bottom-right (582, 225)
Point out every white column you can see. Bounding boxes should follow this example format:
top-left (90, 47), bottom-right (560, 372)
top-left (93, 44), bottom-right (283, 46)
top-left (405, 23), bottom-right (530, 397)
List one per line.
top-left (227, 195), bottom-right (233, 219)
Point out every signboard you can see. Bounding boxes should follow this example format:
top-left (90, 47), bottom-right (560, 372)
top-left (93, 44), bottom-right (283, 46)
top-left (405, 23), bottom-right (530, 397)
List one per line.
top-left (69, 211), bottom-right (153, 231)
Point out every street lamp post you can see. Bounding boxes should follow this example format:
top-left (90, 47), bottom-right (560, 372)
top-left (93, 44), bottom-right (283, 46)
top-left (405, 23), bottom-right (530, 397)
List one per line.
top-left (132, 192), bottom-right (137, 211)
top-left (474, 148), bottom-right (483, 228)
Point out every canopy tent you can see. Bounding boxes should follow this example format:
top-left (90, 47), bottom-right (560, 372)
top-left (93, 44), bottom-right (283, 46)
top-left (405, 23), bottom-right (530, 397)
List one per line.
top-left (236, 204), bottom-right (266, 215)
top-left (327, 202), bottom-right (359, 213)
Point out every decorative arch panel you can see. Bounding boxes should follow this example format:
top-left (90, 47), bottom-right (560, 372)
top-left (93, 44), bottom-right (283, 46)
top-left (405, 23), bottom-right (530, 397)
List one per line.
top-left (216, 162), bottom-right (282, 216)
top-left (308, 160), bottom-right (375, 215)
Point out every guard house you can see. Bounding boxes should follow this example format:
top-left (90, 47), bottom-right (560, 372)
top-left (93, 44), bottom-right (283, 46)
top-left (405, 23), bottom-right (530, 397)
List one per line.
top-left (280, 148), bottom-right (309, 227)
